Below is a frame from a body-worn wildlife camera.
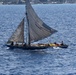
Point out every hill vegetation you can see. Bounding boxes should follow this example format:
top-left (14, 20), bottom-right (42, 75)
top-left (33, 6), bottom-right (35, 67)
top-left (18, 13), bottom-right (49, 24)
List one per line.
top-left (0, 0), bottom-right (76, 4)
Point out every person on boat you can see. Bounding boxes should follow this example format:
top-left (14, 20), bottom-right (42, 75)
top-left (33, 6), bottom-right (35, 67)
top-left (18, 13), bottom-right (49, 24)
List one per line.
top-left (15, 42), bottom-right (18, 46)
top-left (54, 42), bottom-right (59, 46)
top-left (61, 41), bottom-right (64, 45)
top-left (23, 43), bottom-right (26, 46)
top-left (54, 42), bottom-right (56, 44)
top-left (11, 41), bottom-right (14, 45)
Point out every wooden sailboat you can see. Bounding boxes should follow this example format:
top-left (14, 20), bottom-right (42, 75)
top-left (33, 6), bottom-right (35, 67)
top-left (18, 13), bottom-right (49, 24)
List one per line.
top-left (6, 0), bottom-right (68, 49)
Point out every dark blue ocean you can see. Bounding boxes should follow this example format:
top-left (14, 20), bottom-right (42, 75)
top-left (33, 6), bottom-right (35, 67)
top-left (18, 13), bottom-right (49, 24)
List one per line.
top-left (0, 4), bottom-right (76, 75)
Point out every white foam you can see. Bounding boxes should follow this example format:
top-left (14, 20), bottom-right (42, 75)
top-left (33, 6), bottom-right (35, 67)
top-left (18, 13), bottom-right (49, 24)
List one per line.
top-left (6, 47), bottom-right (10, 50)
top-left (53, 47), bottom-right (61, 49)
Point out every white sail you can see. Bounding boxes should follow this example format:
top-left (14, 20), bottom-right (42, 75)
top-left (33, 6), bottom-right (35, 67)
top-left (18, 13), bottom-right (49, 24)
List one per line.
top-left (7, 18), bottom-right (24, 43)
top-left (26, 0), bottom-right (57, 43)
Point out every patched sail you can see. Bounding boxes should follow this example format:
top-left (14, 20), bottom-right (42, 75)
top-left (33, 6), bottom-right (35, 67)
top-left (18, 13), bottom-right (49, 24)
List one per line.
top-left (7, 18), bottom-right (24, 43)
top-left (26, 0), bottom-right (57, 43)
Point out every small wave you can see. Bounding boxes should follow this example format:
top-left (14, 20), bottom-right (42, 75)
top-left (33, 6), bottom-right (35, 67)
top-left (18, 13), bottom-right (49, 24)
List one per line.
top-left (67, 72), bottom-right (76, 75)
top-left (53, 47), bottom-right (61, 49)
top-left (6, 47), bottom-right (10, 50)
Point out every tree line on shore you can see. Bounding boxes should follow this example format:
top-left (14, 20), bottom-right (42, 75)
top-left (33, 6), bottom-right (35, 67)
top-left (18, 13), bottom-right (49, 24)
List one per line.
top-left (0, 0), bottom-right (76, 4)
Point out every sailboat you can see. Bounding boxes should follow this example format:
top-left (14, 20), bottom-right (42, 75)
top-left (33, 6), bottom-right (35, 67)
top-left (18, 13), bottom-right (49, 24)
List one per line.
top-left (6, 0), bottom-right (68, 49)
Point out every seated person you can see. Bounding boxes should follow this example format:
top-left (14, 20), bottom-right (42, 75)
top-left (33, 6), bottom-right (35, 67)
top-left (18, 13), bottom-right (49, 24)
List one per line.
top-left (23, 43), bottom-right (26, 46)
top-left (61, 41), bottom-right (64, 45)
top-left (54, 42), bottom-right (59, 46)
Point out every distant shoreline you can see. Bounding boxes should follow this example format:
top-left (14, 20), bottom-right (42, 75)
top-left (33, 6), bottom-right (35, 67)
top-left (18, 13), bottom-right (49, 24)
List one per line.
top-left (0, 3), bottom-right (76, 5)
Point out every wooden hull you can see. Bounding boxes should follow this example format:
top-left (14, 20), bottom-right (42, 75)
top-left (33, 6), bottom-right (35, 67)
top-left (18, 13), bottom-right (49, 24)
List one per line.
top-left (6, 43), bottom-right (68, 50)
top-left (6, 44), bottom-right (49, 50)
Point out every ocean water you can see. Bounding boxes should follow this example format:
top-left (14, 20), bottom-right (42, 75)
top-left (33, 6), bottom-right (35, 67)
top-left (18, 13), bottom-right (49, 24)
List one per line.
top-left (0, 4), bottom-right (76, 75)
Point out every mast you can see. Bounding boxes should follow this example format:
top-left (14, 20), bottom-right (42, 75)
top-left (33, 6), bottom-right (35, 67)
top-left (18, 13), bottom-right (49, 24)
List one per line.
top-left (25, 0), bottom-right (30, 46)
top-left (26, 12), bottom-right (30, 46)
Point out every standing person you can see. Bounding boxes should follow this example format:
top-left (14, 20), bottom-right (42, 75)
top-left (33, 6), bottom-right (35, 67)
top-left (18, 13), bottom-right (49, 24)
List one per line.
top-left (11, 41), bottom-right (13, 45)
